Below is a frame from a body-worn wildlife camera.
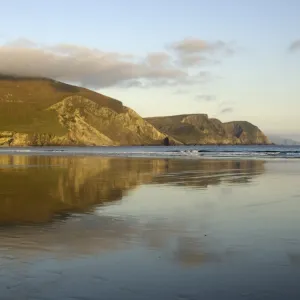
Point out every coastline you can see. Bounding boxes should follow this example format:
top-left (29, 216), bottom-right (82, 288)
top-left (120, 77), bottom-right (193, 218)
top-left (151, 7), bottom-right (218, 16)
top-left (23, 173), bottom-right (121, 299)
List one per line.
top-left (0, 144), bottom-right (299, 161)
top-left (0, 142), bottom-right (275, 148)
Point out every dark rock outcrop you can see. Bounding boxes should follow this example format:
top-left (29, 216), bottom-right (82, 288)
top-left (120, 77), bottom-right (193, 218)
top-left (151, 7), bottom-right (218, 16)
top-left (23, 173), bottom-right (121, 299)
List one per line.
top-left (163, 137), bottom-right (170, 146)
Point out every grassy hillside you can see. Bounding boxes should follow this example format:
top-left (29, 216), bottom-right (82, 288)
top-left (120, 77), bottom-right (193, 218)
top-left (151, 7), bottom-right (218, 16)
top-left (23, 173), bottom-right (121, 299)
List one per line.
top-left (146, 115), bottom-right (270, 145)
top-left (0, 76), bottom-right (169, 146)
top-left (0, 76), bottom-right (123, 135)
top-left (0, 76), bottom-right (270, 146)
top-left (145, 114), bottom-right (225, 144)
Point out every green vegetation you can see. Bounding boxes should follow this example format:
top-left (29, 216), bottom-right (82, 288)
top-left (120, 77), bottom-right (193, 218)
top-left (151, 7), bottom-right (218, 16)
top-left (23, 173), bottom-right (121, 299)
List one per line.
top-left (0, 103), bottom-right (66, 134)
top-left (146, 115), bottom-right (270, 145)
top-left (0, 77), bottom-right (123, 136)
top-left (0, 76), bottom-right (270, 146)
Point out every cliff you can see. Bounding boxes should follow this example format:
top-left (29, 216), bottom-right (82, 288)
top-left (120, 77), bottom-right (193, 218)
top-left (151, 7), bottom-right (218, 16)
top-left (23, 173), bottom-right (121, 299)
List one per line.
top-left (145, 114), bottom-right (270, 145)
top-left (0, 77), bottom-right (269, 146)
top-left (0, 77), bottom-right (172, 146)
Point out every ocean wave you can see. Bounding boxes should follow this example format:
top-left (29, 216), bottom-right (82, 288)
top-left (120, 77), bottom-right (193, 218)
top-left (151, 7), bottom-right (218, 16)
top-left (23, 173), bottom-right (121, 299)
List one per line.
top-left (1, 146), bottom-right (300, 159)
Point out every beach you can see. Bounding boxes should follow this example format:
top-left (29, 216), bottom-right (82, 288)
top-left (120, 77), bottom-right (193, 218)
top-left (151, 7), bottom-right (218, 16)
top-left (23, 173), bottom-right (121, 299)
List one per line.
top-left (1, 150), bottom-right (300, 299)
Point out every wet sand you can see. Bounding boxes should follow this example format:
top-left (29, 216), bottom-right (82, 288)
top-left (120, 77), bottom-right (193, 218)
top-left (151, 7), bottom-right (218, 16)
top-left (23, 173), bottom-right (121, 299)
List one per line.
top-left (0, 155), bottom-right (300, 299)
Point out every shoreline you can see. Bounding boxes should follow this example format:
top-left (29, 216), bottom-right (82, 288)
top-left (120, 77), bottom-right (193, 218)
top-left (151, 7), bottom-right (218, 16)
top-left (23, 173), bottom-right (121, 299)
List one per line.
top-left (0, 143), bottom-right (275, 148)
top-left (0, 144), bottom-right (299, 161)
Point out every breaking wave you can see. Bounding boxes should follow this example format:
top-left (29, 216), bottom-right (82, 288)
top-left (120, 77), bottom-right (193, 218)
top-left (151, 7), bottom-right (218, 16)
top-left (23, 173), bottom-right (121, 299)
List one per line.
top-left (1, 145), bottom-right (300, 159)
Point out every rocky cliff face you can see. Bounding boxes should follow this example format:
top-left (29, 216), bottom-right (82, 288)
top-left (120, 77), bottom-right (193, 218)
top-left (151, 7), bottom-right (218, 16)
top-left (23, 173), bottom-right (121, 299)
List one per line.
top-left (146, 114), bottom-right (270, 145)
top-left (0, 77), bottom-right (269, 146)
top-left (222, 121), bottom-right (270, 144)
top-left (0, 97), bottom-right (170, 145)
top-left (0, 77), bottom-right (172, 146)
top-left (0, 131), bottom-right (67, 146)
top-left (47, 95), bottom-right (171, 146)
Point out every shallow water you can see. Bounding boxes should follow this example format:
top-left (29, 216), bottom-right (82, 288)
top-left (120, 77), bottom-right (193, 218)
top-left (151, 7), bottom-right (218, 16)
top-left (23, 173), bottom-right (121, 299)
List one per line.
top-left (2, 144), bottom-right (300, 159)
top-left (1, 154), bottom-right (300, 299)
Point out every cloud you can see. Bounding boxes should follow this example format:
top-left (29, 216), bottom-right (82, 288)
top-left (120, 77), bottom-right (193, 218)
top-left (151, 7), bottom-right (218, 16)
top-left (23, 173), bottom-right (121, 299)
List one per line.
top-left (145, 52), bottom-right (171, 67)
top-left (0, 41), bottom-right (187, 88)
top-left (194, 95), bottom-right (216, 102)
top-left (171, 38), bottom-right (229, 54)
top-left (289, 40), bottom-right (300, 52)
top-left (220, 107), bottom-right (233, 114)
top-left (0, 37), bottom-right (235, 88)
top-left (178, 55), bottom-right (220, 67)
top-left (218, 100), bottom-right (235, 114)
top-left (170, 38), bottom-right (235, 67)
top-left (118, 79), bottom-right (146, 88)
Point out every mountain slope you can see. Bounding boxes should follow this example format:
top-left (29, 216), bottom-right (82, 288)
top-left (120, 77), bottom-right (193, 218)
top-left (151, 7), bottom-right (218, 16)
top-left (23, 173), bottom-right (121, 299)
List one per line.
top-left (145, 114), bottom-right (270, 145)
top-left (0, 77), bottom-right (170, 146)
top-left (0, 76), bottom-right (270, 146)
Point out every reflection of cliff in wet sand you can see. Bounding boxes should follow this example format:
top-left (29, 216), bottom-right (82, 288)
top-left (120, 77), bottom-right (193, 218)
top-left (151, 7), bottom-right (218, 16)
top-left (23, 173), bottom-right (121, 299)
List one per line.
top-left (0, 155), bottom-right (265, 224)
top-left (151, 159), bottom-right (263, 188)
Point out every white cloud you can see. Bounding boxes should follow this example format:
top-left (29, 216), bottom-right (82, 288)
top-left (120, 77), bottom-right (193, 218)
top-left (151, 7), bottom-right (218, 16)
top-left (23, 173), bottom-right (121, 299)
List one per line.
top-left (0, 37), bottom-right (235, 88)
top-left (169, 38), bottom-right (235, 67)
top-left (171, 38), bottom-right (229, 54)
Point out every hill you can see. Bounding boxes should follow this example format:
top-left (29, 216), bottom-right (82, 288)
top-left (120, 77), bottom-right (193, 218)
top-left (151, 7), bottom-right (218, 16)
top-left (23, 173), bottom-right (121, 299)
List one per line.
top-left (0, 76), bottom-right (270, 146)
top-left (0, 76), bottom-right (171, 146)
top-left (145, 114), bottom-right (270, 145)
top-left (268, 135), bottom-right (300, 145)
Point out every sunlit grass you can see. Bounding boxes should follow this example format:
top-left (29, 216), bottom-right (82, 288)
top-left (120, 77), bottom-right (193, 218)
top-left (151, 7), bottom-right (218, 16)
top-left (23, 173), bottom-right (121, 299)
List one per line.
top-left (0, 77), bottom-right (124, 135)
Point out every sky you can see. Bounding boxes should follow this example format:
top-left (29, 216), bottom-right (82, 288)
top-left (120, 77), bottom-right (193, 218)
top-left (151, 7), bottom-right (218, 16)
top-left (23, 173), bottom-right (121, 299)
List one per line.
top-left (0, 0), bottom-right (299, 137)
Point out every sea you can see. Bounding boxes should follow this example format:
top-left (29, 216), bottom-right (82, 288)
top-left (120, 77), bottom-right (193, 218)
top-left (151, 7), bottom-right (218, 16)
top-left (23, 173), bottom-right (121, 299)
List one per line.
top-left (1, 144), bottom-right (300, 159)
top-left (1, 145), bottom-right (300, 299)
